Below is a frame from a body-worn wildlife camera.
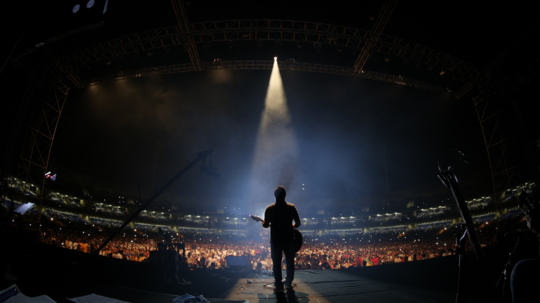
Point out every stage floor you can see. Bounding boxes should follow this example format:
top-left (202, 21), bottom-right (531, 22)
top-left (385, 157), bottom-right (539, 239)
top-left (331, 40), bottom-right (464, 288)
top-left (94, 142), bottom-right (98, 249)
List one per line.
top-left (0, 241), bottom-right (508, 303)
top-left (220, 269), bottom-right (491, 303)
top-left (87, 265), bottom-right (497, 303)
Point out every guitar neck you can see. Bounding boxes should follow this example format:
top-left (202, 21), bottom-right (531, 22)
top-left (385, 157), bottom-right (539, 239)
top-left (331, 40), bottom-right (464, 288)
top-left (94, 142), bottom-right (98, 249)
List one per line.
top-left (250, 215), bottom-right (263, 223)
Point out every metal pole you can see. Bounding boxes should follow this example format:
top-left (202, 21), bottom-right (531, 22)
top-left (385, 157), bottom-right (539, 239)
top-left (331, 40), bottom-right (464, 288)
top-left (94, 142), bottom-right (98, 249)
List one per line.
top-left (0, 30), bottom-right (25, 76)
top-left (94, 149), bottom-right (213, 254)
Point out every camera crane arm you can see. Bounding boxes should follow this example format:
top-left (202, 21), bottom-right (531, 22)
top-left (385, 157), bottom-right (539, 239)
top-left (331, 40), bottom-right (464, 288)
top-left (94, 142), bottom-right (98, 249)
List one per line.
top-left (94, 149), bottom-right (215, 255)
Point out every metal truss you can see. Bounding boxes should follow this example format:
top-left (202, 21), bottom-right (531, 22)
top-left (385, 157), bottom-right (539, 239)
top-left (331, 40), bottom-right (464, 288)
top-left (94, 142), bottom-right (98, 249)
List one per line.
top-left (6, 44), bottom-right (73, 234)
top-left (171, 0), bottom-right (201, 71)
top-left (11, 5), bottom-right (537, 218)
top-left (12, 75), bottom-right (70, 235)
top-left (53, 19), bottom-right (481, 82)
top-left (14, 46), bottom-right (82, 89)
top-left (354, 0), bottom-right (398, 73)
top-left (81, 60), bottom-right (451, 96)
top-left (464, 51), bottom-right (540, 201)
top-left (452, 21), bottom-right (539, 209)
top-left (41, 46), bottom-right (82, 88)
top-left (473, 91), bottom-right (521, 203)
top-left (13, 46), bottom-right (73, 202)
top-left (16, 78), bottom-right (70, 200)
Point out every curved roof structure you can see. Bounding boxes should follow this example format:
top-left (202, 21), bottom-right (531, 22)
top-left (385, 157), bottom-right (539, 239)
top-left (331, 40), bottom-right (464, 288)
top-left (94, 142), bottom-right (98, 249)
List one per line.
top-left (1, 1), bottom-right (539, 212)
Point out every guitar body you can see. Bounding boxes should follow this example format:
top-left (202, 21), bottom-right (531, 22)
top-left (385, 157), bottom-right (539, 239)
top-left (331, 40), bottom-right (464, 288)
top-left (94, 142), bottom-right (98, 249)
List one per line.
top-left (251, 215), bottom-right (303, 252)
top-left (293, 229), bottom-right (303, 252)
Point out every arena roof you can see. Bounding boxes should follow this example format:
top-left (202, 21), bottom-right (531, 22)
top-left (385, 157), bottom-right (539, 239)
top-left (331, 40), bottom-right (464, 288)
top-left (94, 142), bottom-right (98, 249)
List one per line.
top-left (1, 1), bottom-right (539, 213)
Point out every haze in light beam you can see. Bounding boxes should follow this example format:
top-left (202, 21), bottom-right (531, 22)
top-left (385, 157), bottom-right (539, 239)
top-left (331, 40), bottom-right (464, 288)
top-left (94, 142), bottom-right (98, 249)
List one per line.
top-left (248, 60), bottom-right (299, 211)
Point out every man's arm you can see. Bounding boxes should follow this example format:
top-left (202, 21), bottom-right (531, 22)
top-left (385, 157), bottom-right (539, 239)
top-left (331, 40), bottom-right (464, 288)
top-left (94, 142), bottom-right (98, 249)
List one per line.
top-left (262, 207), bottom-right (270, 228)
top-left (293, 205), bottom-right (301, 229)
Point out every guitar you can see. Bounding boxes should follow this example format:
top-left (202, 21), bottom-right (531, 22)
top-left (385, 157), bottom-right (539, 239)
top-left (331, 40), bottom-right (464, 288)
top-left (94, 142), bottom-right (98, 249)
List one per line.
top-left (250, 215), bottom-right (303, 252)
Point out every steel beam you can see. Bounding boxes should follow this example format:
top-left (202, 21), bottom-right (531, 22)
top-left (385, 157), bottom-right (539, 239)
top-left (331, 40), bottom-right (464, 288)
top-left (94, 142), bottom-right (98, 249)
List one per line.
top-left (16, 77), bottom-right (70, 227)
top-left (354, 0), bottom-right (398, 73)
top-left (171, 0), bottom-right (201, 71)
top-left (48, 19), bottom-right (480, 82)
top-left (80, 60), bottom-right (451, 96)
top-left (473, 92), bottom-right (520, 205)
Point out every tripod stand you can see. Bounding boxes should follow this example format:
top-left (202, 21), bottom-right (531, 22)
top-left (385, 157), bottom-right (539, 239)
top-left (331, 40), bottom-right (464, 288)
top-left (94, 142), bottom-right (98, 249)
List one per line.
top-left (496, 236), bottom-right (520, 303)
top-left (437, 148), bottom-right (484, 303)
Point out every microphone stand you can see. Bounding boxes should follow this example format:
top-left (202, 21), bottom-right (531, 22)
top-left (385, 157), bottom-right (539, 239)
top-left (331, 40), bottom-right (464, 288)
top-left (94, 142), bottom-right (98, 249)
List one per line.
top-left (454, 225), bottom-right (468, 303)
top-left (438, 149), bottom-right (483, 303)
top-left (495, 236), bottom-right (520, 303)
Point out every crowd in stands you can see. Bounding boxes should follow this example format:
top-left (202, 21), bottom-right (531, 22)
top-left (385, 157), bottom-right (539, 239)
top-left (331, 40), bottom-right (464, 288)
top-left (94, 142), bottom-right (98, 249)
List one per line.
top-left (39, 208), bottom-right (507, 272)
top-left (293, 237), bottom-right (455, 269)
top-left (89, 217), bottom-right (123, 228)
top-left (43, 209), bottom-right (86, 224)
top-left (5, 176), bottom-right (39, 197)
top-left (93, 205), bottom-right (128, 217)
top-left (1, 198), bottom-right (21, 210)
top-left (4, 175), bottom-right (534, 219)
top-left (138, 211), bottom-right (169, 221)
top-left (331, 217), bottom-right (357, 225)
top-left (40, 221), bottom-right (461, 270)
top-left (501, 182), bottom-right (536, 203)
top-left (416, 206), bottom-right (450, 218)
top-left (414, 220), bottom-right (452, 232)
top-left (4, 175), bottom-right (532, 272)
top-left (366, 225), bottom-right (408, 236)
top-left (41, 226), bottom-right (155, 262)
top-left (371, 213), bottom-right (403, 223)
top-left (467, 198), bottom-right (491, 210)
top-left (301, 218), bottom-right (321, 226)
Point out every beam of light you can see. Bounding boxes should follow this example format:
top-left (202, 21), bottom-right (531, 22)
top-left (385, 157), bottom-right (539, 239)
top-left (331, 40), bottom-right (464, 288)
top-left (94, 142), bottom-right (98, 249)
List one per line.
top-left (248, 59), bottom-right (299, 211)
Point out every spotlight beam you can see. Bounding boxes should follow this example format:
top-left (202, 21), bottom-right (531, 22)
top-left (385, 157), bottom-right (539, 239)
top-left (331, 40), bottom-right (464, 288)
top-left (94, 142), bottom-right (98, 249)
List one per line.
top-left (248, 57), bottom-right (298, 210)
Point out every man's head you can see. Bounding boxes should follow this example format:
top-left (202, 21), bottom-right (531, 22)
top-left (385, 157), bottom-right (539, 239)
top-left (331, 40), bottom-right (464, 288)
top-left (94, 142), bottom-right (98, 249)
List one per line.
top-left (274, 185), bottom-right (286, 200)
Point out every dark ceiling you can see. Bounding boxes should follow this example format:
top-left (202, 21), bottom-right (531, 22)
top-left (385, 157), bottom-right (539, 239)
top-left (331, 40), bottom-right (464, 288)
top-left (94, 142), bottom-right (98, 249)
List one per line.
top-left (0, 1), bottom-right (538, 213)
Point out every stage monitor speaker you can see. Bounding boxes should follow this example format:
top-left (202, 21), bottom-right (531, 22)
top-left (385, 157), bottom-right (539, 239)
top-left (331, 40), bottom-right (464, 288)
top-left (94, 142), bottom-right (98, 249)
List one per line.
top-left (226, 256), bottom-right (247, 266)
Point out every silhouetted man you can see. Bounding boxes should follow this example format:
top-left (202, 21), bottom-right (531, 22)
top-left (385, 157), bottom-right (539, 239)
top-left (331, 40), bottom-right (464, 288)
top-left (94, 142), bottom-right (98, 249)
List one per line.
top-left (262, 185), bottom-right (301, 291)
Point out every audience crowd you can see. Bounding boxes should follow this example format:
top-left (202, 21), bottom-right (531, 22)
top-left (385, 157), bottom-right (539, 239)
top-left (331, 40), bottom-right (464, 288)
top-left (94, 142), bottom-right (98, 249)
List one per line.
top-left (40, 216), bottom-right (499, 271)
top-left (6, 176), bottom-right (528, 271)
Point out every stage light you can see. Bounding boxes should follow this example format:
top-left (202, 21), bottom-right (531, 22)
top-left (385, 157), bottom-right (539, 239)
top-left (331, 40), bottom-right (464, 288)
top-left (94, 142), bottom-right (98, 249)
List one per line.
top-left (248, 52), bottom-right (298, 213)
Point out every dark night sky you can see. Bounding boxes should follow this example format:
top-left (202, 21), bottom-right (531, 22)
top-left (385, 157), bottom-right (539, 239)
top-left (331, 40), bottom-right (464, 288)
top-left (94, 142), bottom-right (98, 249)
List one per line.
top-left (1, 1), bottom-right (538, 211)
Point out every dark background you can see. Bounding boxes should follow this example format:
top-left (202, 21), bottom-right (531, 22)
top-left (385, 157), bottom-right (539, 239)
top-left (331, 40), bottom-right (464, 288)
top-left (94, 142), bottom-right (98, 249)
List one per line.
top-left (1, 1), bottom-right (538, 212)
